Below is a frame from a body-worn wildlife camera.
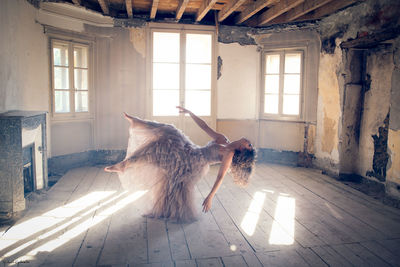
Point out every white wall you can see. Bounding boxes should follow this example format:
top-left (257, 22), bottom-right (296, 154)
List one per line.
top-left (0, 0), bottom-right (49, 113)
top-left (217, 43), bottom-right (259, 120)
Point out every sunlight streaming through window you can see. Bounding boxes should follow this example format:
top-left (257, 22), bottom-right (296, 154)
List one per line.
top-left (9, 190), bottom-right (147, 264)
top-left (269, 195), bottom-right (295, 245)
top-left (240, 191), bottom-right (266, 236)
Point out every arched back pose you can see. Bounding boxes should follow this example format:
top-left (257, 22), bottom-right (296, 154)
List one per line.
top-left (105, 106), bottom-right (256, 222)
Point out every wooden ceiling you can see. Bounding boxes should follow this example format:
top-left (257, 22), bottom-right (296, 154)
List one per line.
top-left (53, 0), bottom-right (362, 27)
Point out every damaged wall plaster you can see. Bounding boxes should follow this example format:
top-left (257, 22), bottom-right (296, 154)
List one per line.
top-left (358, 47), bottom-right (392, 181)
top-left (129, 27), bottom-right (146, 58)
top-left (315, 52), bottom-right (342, 166)
top-left (387, 129), bottom-right (400, 184)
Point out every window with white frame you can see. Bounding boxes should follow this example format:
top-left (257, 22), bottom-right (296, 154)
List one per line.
top-left (51, 40), bottom-right (90, 115)
top-left (152, 31), bottom-right (213, 116)
top-left (263, 50), bottom-right (303, 118)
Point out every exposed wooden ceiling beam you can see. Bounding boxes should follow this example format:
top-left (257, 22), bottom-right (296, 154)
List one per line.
top-left (218, 0), bottom-right (247, 22)
top-left (235, 0), bottom-right (279, 24)
top-left (125, 0), bottom-right (133, 18)
top-left (72, 0), bottom-right (81, 5)
top-left (150, 0), bottom-right (160, 19)
top-left (298, 0), bottom-right (362, 21)
top-left (341, 27), bottom-right (400, 49)
top-left (176, 0), bottom-right (190, 20)
top-left (196, 0), bottom-right (218, 22)
top-left (257, 0), bottom-right (305, 26)
top-left (268, 0), bottom-right (334, 25)
top-left (98, 0), bottom-right (109, 15)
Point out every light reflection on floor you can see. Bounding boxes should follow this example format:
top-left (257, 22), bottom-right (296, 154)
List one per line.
top-left (240, 189), bottom-right (296, 246)
top-left (0, 190), bottom-right (147, 265)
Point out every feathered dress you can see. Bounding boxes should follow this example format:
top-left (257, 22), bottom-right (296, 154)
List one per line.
top-left (117, 120), bottom-right (222, 223)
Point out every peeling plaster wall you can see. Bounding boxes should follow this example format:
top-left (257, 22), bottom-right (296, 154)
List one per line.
top-left (358, 48), bottom-right (392, 180)
top-left (387, 37), bottom-right (400, 197)
top-left (314, 51), bottom-right (342, 174)
top-left (0, 0), bottom-right (49, 113)
top-left (317, 0), bottom-right (400, 198)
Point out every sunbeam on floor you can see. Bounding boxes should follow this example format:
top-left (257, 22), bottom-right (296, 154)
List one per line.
top-left (0, 189), bottom-right (148, 265)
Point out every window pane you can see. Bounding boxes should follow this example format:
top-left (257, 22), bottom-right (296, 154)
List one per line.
top-left (75, 91), bottom-right (88, 112)
top-left (53, 43), bottom-right (68, 66)
top-left (283, 95), bottom-right (299, 115)
top-left (265, 94), bottom-right (279, 114)
top-left (266, 54), bottom-right (280, 74)
top-left (186, 64), bottom-right (211, 90)
top-left (55, 91), bottom-right (70, 113)
top-left (186, 34), bottom-right (212, 64)
top-left (185, 91), bottom-right (211, 116)
top-left (153, 63), bottom-right (179, 89)
top-left (153, 32), bottom-right (180, 63)
top-left (153, 90), bottom-right (179, 116)
top-left (74, 69), bottom-right (88, 90)
top-left (265, 74), bottom-right (279, 94)
top-left (284, 74), bottom-right (300, 94)
top-left (285, 53), bottom-right (301, 73)
top-left (74, 46), bottom-right (88, 68)
top-left (54, 67), bottom-right (69, 89)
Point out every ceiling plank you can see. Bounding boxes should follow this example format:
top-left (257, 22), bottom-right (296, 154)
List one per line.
top-left (196, 0), bottom-right (218, 22)
top-left (98, 0), bottom-right (109, 15)
top-left (257, 0), bottom-right (305, 26)
top-left (176, 0), bottom-right (190, 20)
top-left (150, 0), bottom-right (160, 19)
top-left (218, 0), bottom-right (247, 22)
top-left (268, 0), bottom-right (334, 25)
top-left (235, 0), bottom-right (279, 24)
top-left (298, 0), bottom-right (362, 21)
top-left (72, 0), bottom-right (81, 5)
top-left (125, 0), bottom-right (133, 18)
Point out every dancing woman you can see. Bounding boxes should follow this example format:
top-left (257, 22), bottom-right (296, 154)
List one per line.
top-left (105, 106), bottom-right (256, 222)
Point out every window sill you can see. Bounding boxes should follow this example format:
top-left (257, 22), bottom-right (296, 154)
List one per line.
top-left (51, 113), bottom-right (93, 122)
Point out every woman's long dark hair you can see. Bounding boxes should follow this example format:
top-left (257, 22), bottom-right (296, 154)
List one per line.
top-left (230, 147), bottom-right (256, 187)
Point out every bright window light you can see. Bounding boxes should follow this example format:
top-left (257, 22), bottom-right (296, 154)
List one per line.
top-left (269, 195), bottom-right (295, 245)
top-left (264, 52), bottom-right (302, 116)
top-left (152, 31), bottom-right (212, 116)
top-left (240, 191), bottom-right (266, 236)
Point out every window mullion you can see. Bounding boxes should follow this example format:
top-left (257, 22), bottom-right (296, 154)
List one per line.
top-left (69, 42), bottom-right (75, 114)
top-left (279, 52), bottom-right (284, 115)
top-left (180, 32), bottom-right (186, 108)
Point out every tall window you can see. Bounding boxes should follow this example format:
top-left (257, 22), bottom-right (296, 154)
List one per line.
top-left (51, 40), bottom-right (89, 114)
top-left (263, 51), bottom-right (303, 117)
top-left (152, 31), bottom-right (213, 116)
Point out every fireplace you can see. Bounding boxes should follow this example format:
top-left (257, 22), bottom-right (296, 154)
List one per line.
top-left (0, 111), bottom-right (47, 219)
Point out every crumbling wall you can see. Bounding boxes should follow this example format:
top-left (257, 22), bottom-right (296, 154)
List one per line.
top-left (313, 50), bottom-right (342, 175)
top-left (358, 48), bottom-right (392, 181)
top-left (387, 37), bottom-right (400, 198)
top-left (317, 0), bottom-right (400, 199)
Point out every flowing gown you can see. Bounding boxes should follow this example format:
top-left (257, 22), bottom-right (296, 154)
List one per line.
top-left (117, 120), bottom-right (222, 222)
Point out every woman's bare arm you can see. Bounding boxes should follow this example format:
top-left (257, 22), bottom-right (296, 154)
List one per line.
top-left (176, 106), bottom-right (228, 144)
top-left (202, 150), bottom-right (234, 212)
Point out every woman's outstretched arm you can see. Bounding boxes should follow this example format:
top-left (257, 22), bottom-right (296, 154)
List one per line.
top-left (202, 150), bottom-right (234, 212)
top-left (176, 106), bottom-right (228, 144)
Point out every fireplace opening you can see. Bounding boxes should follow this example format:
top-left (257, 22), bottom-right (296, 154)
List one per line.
top-left (23, 144), bottom-right (36, 196)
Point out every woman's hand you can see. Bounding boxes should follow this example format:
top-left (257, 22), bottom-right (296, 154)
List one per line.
top-left (202, 194), bottom-right (213, 213)
top-left (176, 106), bottom-right (191, 114)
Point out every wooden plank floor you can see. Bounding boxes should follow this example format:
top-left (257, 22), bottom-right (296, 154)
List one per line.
top-left (1, 163), bottom-right (400, 266)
